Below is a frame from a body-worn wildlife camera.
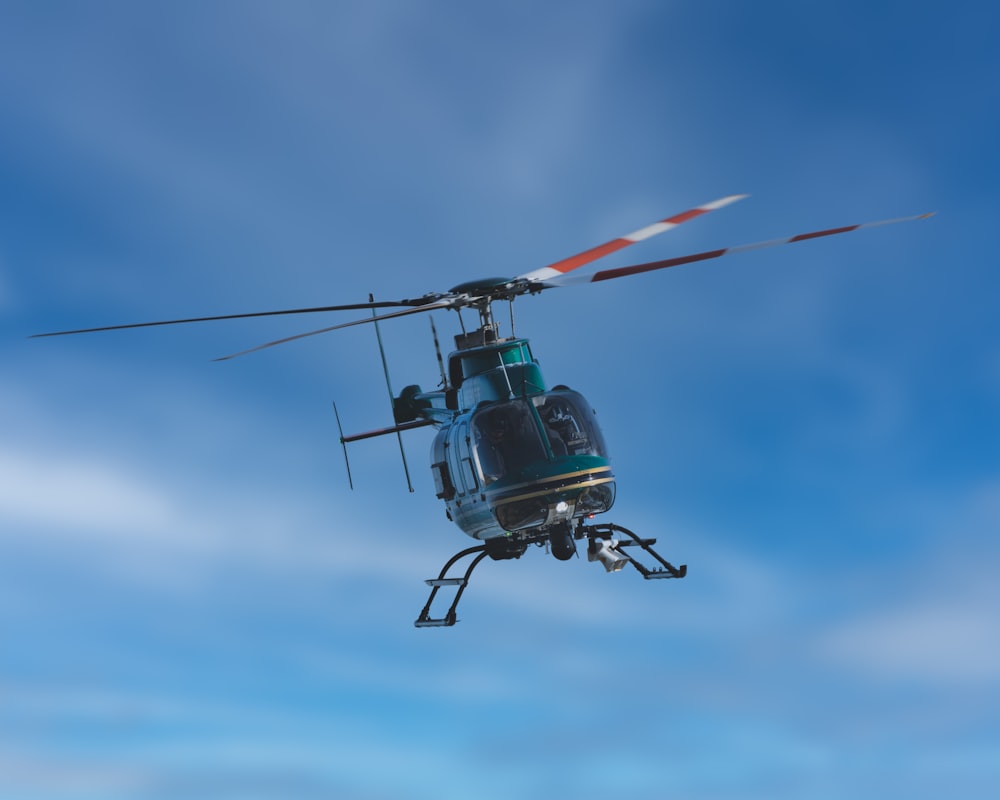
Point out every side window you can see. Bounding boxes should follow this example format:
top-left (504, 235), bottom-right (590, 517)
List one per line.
top-left (431, 429), bottom-right (456, 500)
top-left (452, 421), bottom-right (479, 494)
top-left (447, 424), bottom-right (465, 496)
top-left (431, 461), bottom-right (455, 500)
top-left (473, 411), bottom-right (506, 484)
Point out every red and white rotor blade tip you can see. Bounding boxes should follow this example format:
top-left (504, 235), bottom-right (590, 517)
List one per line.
top-left (516, 194), bottom-right (748, 283)
top-left (541, 212), bottom-right (936, 288)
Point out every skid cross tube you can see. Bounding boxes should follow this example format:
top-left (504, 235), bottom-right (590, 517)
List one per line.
top-left (414, 544), bottom-right (490, 627)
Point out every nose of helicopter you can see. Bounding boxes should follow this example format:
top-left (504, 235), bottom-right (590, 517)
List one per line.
top-left (488, 464), bottom-right (616, 532)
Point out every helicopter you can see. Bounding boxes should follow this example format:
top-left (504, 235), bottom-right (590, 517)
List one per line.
top-left (33, 195), bottom-right (933, 626)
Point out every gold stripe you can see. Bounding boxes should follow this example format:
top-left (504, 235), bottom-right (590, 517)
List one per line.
top-left (491, 476), bottom-right (615, 508)
top-left (492, 466), bottom-right (613, 496)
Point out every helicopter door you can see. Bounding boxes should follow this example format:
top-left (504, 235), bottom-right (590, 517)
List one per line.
top-left (430, 429), bottom-right (456, 501)
top-left (450, 420), bottom-right (479, 495)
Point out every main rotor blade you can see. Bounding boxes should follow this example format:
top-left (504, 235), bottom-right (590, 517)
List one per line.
top-left (540, 212), bottom-right (936, 288)
top-left (212, 299), bottom-right (455, 361)
top-left (516, 194), bottom-right (748, 283)
top-left (30, 300), bottom-right (415, 339)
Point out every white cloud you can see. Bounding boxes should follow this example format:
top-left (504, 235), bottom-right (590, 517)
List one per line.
top-left (813, 480), bottom-right (1000, 685)
top-left (0, 750), bottom-right (147, 797)
top-left (817, 601), bottom-right (1000, 684)
top-left (0, 434), bottom-right (445, 600)
top-left (0, 448), bottom-right (173, 536)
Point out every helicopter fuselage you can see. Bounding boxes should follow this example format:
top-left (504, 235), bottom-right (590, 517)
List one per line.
top-left (395, 329), bottom-right (616, 555)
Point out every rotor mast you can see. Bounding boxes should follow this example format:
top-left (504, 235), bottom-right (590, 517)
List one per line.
top-left (454, 297), bottom-right (504, 350)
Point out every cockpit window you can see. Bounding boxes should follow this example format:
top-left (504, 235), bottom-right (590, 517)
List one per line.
top-left (472, 401), bottom-right (547, 484)
top-left (471, 390), bottom-right (608, 483)
top-left (532, 391), bottom-right (609, 458)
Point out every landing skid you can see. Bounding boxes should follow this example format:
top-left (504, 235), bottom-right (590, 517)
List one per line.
top-left (414, 544), bottom-right (490, 628)
top-left (413, 521), bottom-right (686, 627)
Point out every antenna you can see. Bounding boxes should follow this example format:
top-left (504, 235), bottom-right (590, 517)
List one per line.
top-left (429, 316), bottom-right (448, 389)
top-left (370, 294), bottom-right (416, 493)
top-left (497, 350), bottom-right (515, 399)
top-left (332, 401), bottom-right (354, 490)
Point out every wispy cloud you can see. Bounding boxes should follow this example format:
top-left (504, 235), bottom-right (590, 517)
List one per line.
top-left (818, 600), bottom-right (1000, 683)
top-left (0, 448), bottom-right (174, 536)
top-left (813, 479), bottom-right (1000, 685)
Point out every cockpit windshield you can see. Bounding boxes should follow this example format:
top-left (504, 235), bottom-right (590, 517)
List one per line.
top-left (531, 390), bottom-right (609, 459)
top-left (472, 400), bottom-right (546, 484)
top-left (471, 390), bottom-right (608, 484)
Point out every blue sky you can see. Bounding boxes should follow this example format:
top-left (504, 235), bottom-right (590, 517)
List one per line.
top-left (1, 1), bottom-right (997, 798)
